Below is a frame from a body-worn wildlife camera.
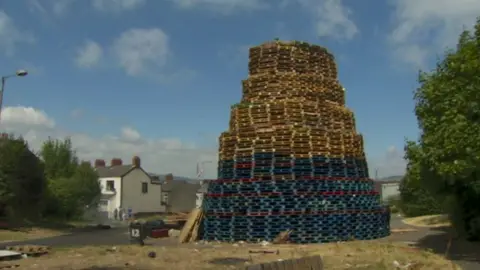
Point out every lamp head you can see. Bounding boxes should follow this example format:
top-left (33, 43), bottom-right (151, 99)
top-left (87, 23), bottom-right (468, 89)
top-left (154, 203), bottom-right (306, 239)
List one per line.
top-left (15, 70), bottom-right (28, 77)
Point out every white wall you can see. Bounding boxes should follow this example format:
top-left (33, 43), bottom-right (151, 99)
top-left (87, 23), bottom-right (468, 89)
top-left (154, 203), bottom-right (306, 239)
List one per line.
top-left (195, 192), bottom-right (204, 208)
top-left (381, 183), bottom-right (400, 202)
top-left (98, 177), bottom-right (122, 218)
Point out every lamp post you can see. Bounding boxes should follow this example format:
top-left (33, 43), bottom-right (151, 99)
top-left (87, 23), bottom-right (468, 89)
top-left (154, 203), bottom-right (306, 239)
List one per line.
top-left (0, 69), bottom-right (28, 124)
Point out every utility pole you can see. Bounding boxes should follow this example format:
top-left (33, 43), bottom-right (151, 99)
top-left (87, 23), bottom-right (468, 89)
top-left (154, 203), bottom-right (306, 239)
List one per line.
top-left (0, 69), bottom-right (28, 124)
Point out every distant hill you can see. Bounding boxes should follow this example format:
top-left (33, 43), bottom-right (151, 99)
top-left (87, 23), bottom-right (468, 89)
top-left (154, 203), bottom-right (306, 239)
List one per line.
top-left (378, 175), bottom-right (403, 181)
top-left (148, 173), bottom-right (199, 183)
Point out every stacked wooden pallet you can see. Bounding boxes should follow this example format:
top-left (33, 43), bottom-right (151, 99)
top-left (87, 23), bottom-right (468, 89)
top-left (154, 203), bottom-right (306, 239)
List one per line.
top-left (242, 74), bottom-right (345, 105)
top-left (216, 41), bottom-right (366, 163)
top-left (248, 40), bottom-right (337, 80)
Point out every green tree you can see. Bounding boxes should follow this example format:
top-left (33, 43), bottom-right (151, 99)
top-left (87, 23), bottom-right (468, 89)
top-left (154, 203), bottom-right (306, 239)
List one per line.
top-left (406, 19), bottom-right (480, 240)
top-left (40, 138), bottom-right (100, 219)
top-left (0, 134), bottom-right (46, 219)
top-left (41, 137), bottom-right (78, 180)
top-left (398, 143), bottom-right (443, 217)
top-left (71, 161), bottom-right (101, 208)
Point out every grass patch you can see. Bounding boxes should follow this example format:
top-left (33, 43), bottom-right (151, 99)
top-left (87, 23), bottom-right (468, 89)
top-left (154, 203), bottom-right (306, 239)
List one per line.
top-left (403, 214), bottom-right (451, 228)
top-left (10, 241), bottom-right (459, 270)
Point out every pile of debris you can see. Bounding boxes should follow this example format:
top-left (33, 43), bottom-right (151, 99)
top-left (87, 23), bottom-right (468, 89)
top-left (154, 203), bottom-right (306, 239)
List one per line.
top-left (0, 245), bottom-right (50, 268)
top-left (178, 208), bottom-right (203, 243)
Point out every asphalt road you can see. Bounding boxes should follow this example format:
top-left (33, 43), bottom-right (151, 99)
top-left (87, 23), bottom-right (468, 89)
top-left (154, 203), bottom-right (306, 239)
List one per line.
top-left (0, 227), bottom-right (131, 248)
top-left (1, 216), bottom-right (479, 269)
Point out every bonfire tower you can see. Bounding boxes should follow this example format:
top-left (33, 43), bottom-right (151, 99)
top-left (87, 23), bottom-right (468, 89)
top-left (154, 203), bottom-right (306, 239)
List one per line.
top-left (202, 40), bottom-right (390, 243)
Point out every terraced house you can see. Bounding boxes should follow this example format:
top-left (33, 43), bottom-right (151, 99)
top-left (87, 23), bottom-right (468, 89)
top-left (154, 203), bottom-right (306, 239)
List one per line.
top-left (94, 156), bottom-right (164, 220)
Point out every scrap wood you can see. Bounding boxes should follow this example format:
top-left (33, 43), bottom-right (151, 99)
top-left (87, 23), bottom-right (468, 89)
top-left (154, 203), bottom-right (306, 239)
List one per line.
top-left (5, 245), bottom-right (50, 256)
top-left (249, 250), bottom-right (279, 255)
top-left (189, 210), bottom-right (204, 242)
top-left (178, 208), bottom-right (202, 243)
top-left (272, 230), bottom-right (293, 244)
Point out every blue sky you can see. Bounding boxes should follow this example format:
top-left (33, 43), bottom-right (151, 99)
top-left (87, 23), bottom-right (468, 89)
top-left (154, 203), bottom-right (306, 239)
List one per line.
top-left (0, 0), bottom-right (478, 178)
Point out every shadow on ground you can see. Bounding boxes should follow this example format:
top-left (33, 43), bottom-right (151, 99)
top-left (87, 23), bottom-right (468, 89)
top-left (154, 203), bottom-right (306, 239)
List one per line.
top-left (415, 226), bottom-right (480, 266)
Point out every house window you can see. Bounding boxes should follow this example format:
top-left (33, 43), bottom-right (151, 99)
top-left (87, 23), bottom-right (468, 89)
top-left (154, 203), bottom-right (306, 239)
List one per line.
top-left (142, 182), bottom-right (148, 193)
top-left (106, 180), bottom-right (115, 191)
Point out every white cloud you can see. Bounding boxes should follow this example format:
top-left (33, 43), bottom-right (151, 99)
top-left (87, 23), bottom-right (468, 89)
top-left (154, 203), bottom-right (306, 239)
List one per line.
top-left (29, 0), bottom-right (143, 16)
top-left (0, 11), bottom-right (35, 56)
top-left (91, 0), bottom-right (146, 12)
top-left (369, 146), bottom-right (406, 179)
top-left (1, 106), bottom-right (218, 179)
top-left (169, 0), bottom-right (269, 13)
top-left (389, 0), bottom-right (480, 68)
top-left (75, 40), bottom-right (103, 68)
top-left (298, 0), bottom-right (358, 40)
top-left (121, 126), bottom-right (141, 141)
top-left (111, 28), bottom-right (170, 76)
top-left (1, 106), bottom-right (55, 128)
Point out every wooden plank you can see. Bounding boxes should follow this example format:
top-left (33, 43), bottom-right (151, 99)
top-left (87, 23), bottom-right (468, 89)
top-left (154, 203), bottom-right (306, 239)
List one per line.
top-left (178, 208), bottom-right (200, 243)
top-left (189, 210), bottom-right (203, 242)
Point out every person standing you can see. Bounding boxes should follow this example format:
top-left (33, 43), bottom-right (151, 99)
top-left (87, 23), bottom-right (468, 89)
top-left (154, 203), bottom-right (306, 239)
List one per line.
top-left (113, 208), bottom-right (118, 220)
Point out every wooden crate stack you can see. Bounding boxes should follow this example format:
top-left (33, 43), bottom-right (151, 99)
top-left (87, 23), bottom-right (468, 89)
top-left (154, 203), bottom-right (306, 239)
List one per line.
top-left (219, 40), bottom-right (364, 164)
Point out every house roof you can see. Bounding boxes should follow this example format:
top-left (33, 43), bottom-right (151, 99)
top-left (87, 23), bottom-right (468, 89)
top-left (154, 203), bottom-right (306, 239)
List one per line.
top-left (162, 180), bottom-right (201, 192)
top-left (96, 165), bottom-right (135, 178)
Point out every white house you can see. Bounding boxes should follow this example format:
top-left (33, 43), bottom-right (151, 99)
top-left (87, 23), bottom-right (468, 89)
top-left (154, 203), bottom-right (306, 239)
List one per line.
top-left (93, 156), bottom-right (165, 220)
top-left (195, 180), bottom-right (211, 209)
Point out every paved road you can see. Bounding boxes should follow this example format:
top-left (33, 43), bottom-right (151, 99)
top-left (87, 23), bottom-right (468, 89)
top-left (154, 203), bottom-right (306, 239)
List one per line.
top-left (1, 217), bottom-right (479, 269)
top-left (0, 227), bottom-right (131, 248)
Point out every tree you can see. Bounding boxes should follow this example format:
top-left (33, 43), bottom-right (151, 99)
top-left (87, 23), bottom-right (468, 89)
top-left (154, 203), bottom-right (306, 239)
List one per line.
top-left (398, 142), bottom-right (443, 217)
top-left (40, 137), bottom-right (78, 180)
top-left (0, 134), bottom-right (46, 219)
top-left (71, 162), bottom-right (101, 209)
top-left (40, 138), bottom-right (100, 219)
top-left (406, 18), bottom-right (480, 240)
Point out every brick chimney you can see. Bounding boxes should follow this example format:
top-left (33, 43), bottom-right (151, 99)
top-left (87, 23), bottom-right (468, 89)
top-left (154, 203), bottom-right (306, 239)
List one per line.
top-left (110, 158), bottom-right (123, 167)
top-left (94, 159), bottom-right (106, 168)
top-left (165, 173), bottom-right (173, 182)
top-left (132, 156), bottom-right (141, 168)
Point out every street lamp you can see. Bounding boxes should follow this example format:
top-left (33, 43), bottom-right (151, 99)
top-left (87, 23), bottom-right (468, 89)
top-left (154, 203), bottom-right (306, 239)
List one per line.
top-left (0, 69), bottom-right (28, 123)
top-left (196, 160), bottom-right (213, 181)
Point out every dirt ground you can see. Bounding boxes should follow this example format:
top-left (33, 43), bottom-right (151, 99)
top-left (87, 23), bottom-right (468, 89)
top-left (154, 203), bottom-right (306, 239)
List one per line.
top-left (5, 241), bottom-right (458, 270)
